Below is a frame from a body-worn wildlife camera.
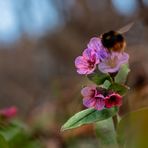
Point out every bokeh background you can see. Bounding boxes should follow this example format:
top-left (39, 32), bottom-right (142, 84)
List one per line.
top-left (0, 0), bottom-right (148, 147)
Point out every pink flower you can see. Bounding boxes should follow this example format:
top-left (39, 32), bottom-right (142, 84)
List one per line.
top-left (105, 93), bottom-right (122, 108)
top-left (98, 51), bottom-right (129, 73)
top-left (0, 106), bottom-right (18, 118)
top-left (75, 48), bottom-right (100, 75)
top-left (81, 86), bottom-right (123, 110)
top-left (81, 86), bottom-right (105, 110)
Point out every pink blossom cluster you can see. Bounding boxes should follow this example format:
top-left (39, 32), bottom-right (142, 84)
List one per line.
top-left (74, 36), bottom-right (129, 110)
top-left (0, 106), bottom-right (17, 119)
top-left (81, 86), bottom-right (122, 110)
top-left (75, 37), bottom-right (129, 74)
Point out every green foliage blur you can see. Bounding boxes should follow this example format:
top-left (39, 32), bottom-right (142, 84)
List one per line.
top-left (0, 119), bottom-right (43, 148)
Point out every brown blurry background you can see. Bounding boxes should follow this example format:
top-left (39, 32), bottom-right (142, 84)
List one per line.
top-left (0, 0), bottom-right (148, 147)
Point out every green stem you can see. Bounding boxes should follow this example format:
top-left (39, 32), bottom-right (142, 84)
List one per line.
top-left (112, 115), bottom-right (118, 130)
top-left (113, 115), bottom-right (119, 148)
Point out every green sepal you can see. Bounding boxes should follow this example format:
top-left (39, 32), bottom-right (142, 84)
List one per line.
top-left (88, 71), bottom-right (112, 85)
top-left (109, 83), bottom-right (129, 96)
top-left (102, 80), bottom-right (111, 89)
top-left (115, 64), bottom-right (130, 84)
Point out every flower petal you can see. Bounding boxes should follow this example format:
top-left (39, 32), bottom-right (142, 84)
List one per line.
top-left (87, 37), bottom-right (108, 61)
top-left (99, 62), bottom-right (120, 73)
top-left (82, 48), bottom-right (92, 60)
top-left (75, 56), bottom-right (93, 74)
top-left (105, 93), bottom-right (122, 108)
top-left (98, 48), bottom-right (109, 60)
top-left (81, 86), bottom-right (96, 98)
top-left (98, 52), bottom-right (129, 73)
top-left (75, 49), bottom-right (99, 75)
top-left (83, 98), bottom-right (96, 108)
top-left (87, 37), bottom-right (102, 52)
top-left (75, 56), bottom-right (88, 68)
top-left (117, 52), bottom-right (129, 66)
top-left (82, 48), bottom-right (100, 63)
top-left (94, 98), bottom-right (105, 110)
top-left (76, 69), bottom-right (89, 75)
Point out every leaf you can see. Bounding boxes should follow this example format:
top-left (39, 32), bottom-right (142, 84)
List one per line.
top-left (0, 135), bottom-right (9, 148)
top-left (61, 107), bottom-right (118, 131)
top-left (117, 107), bottom-right (148, 148)
top-left (115, 64), bottom-right (130, 84)
top-left (95, 118), bottom-right (118, 147)
top-left (109, 83), bottom-right (129, 96)
top-left (88, 71), bottom-right (111, 85)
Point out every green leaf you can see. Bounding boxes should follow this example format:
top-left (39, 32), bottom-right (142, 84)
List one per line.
top-left (61, 107), bottom-right (118, 131)
top-left (109, 83), bottom-right (129, 96)
top-left (115, 64), bottom-right (130, 84)
top-left (0, 135), bottom-right (9, 148)
top-left (88, 71), bottom-right (111, 85)
top-left (95, 118), bottom-right (118, 147)
top-left (117, 107), bottom-right (148, 148)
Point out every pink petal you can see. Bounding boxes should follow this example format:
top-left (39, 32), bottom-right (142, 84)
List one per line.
top-left (105, 93), bottom-right (122, 108)
top-left (105, 100), bottom-right (113, 108)
top-left (82, 48), bottom-right (93, 60)
top-left (75, 56), bottom-right (88, 68)
top-left (83, 98), bottom-right (95, 108)
top-left (111, 93), bottom-right (122, 107)
top-left (98, 62), bottom-right (120, 73)
top-left (87, 37), bottom-right (102, 52)
top-left (75, 54), bottom-right (97, 74)
top-left (94, 98), bottom-right (105, 110)
top-left (98, 52), bottom-right (129, 73)
top-left (117, 52), bottom-right (129, 66)
top-left (77, 66), bottom-right (96, 74)
top-left (82, 48), bottom-right (100, 63)
top-left (81, 86), bottom-right (96, 98)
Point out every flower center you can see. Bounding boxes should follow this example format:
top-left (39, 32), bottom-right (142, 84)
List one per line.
top-left (107, 56), bottom-right (118, 68)
top-left (109, 95), bottom-right (117, 103)
top-left (90, 90), bottom-right (96, 98)
top-left (88, 60), bottom-right (95, 69)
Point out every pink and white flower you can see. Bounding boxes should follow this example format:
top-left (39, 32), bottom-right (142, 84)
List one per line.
top-left (81, 86), bottom-right (123, 110)
top-left (81, 86), bottom-right (105, 110)
top-left (0, 106), bottom-right (17, 118)
top-left (98, 51), bottom-right (129, 73)
top-left (87, 37), bottom-right (108, 60)
top-left (105, 93), bottom-right (122, 108)
top-left (75, 48), bottom-right (100, 75)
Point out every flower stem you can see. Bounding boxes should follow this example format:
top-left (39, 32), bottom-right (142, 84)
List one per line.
top-left (112, 115), bottom-right (118, 130)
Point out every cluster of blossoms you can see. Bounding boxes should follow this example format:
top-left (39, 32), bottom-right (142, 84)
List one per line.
top-left (75, 37), bottom-right (129, 110)
top-left (81, 86), bottom-right (122, 111)
top-left (0, 106), bottom-right (17, 119)
top-left (75, 37), bottom-right (129, 74)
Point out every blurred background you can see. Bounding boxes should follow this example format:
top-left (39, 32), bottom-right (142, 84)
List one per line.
top-left (0, 0), bottom-right (148, 147)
